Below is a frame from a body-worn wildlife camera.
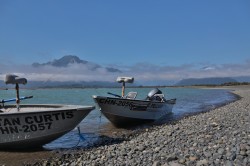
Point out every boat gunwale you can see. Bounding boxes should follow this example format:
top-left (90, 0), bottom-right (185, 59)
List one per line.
top-left (93, 95), bottom-right (176, 105)
top-left (0, 104), bottom-right (95, 115)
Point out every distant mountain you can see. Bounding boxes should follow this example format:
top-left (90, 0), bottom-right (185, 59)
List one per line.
top-left (233, 76), bottom-right (250, 82)
top-left (175, 77), bottom-right (238, 86)
top-left (32, 55), bottom-right (88, 67)
top-left (32, 55), bottom-right (122, 73)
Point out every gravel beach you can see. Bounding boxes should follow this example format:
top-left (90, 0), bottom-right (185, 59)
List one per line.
top-left (4, 86), bottom-right (250, 166)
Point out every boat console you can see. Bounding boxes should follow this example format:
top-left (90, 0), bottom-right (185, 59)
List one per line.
top-left (116, 77), bottom-right (134, 83)
top-left (5, 74), bottom-right (27, 85)
top-left (116, 76), bottom-right (134, 97)
top-left (3, 74), bottom-right (28, 111)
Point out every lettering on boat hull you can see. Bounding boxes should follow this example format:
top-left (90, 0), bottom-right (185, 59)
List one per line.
top-left (0, 111), bottom-right (74, 135)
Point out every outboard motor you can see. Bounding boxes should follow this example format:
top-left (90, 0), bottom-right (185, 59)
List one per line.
top-left (146, 88), bottom-right (162, 100)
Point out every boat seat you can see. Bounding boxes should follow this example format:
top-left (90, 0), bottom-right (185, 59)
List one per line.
top-left (125, 92), bottom-right (137, 99)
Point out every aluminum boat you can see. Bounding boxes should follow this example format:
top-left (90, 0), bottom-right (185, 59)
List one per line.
top-left (0, 74), bottom-right (94, 149)
top-left (93, 77), bottom-right (176, 127)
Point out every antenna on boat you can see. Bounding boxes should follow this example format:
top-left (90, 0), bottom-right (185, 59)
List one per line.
top-left (116, 77), bottom-right (134, 97)
top-left (4, 74), bottom-right (27, 111)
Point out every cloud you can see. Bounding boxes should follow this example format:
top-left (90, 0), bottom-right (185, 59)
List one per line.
top-left (201, 66), bottom-right (216, 71)
top-left (120, 60), bottom-right (250, 84)
top-left (0, 60), bottom-right (250, 85)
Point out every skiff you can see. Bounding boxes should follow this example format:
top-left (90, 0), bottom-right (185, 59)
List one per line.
top-left (93, 77), bottom-right (176, 127)
top-left (0, 74), bottom-right (94, 149)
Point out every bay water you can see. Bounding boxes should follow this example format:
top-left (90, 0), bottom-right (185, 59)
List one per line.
top-left (0, 87), bottom-right (237, 150)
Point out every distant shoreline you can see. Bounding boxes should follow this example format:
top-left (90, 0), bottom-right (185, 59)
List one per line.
top-left (2, 84), bottom-right (250, 90)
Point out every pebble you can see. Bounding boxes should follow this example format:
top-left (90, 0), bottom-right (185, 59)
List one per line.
top-left (27, 88), bottom-right (250, 166)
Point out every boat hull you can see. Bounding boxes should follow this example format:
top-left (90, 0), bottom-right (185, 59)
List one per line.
top-left (93, 96), bottom-right (175, 127)
top-left (0, 104), bottom-right (94, 149)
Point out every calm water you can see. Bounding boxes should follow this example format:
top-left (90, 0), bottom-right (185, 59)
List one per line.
top-left (0, 87), bottom-right (237, 149)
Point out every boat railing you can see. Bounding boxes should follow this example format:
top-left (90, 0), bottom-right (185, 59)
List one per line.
top-left (107, 92), bottom-right (122, 98)
top-left (107, 91), bottom-right (137, 100)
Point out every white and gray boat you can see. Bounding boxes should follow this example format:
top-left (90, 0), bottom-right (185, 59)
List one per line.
top-left (93, 77), bottom-right (176, 127)
top-left (0, 74), bottom-right (95, 149)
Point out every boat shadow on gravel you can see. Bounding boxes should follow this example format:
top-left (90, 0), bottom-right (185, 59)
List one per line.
top-left (53, 115), bottom-right (178, 152)
top-left (71, 95), bottom-right (240, 151)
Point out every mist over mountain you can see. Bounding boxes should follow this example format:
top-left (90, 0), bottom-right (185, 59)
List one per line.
top-left (32, 55), bottom-right (122, 73)
top-left (1, 55), bottom-right (250, 88)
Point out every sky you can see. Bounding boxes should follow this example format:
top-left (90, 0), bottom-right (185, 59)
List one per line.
top-left (0, 0), bottom-right (250, 84)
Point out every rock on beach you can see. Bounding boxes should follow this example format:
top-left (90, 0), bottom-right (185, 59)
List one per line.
top-left (31, 87), bottom-right (250, 166)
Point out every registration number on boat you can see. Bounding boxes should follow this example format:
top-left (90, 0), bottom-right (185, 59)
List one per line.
top-left (0, 111), bottom-right (74, 134)
top-left (100, 99), bottom-right (133, 107)
top-left (99, 99), bottom-right (134, 107)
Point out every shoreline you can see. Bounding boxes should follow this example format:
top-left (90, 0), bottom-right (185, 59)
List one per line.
top-left (32, 86), bottom-right (250, 165)
top-left (0, 86), bottom-right (249, 165)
